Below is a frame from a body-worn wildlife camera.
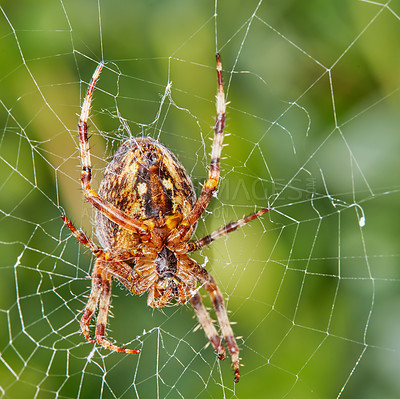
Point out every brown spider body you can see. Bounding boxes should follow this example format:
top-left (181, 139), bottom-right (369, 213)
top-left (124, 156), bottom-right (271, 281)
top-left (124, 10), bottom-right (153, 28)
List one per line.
top-left (62, 56), bottom-right (269, 383)
top-left (96, 137), bottom-right (196, 247)
top-left (96, 137), bottom-right (197, 306)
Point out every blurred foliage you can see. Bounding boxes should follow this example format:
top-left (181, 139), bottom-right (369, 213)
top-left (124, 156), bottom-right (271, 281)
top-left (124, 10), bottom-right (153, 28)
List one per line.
top-left (1, 0), bottom-right (400, 398)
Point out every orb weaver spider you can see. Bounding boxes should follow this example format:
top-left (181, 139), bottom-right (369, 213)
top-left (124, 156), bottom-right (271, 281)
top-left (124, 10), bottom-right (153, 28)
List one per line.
top-left (62, 55), bottom-right (268, 382)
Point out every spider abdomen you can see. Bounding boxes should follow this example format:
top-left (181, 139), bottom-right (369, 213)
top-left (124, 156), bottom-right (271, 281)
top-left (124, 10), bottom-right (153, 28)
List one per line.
top-left (95, 137), bottom-right (196, 250)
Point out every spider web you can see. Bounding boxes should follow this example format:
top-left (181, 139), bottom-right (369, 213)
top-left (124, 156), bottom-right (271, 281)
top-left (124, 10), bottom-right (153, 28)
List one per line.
top-left (1, 0), bottom-right (400, 398)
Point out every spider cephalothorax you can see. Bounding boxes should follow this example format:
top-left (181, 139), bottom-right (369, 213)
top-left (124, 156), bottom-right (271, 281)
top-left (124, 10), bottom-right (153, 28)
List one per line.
top-left (62, 55), bottom-right (268, 382)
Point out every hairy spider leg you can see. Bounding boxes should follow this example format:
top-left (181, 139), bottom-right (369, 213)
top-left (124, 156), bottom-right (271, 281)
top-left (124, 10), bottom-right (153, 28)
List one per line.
top-left (80, 260), bottom-right (140, 354)
top-left (62, 215), bottom-right (101, 254)
top-left (62, 216), bottom-right (141, 353)
top-left (62, 215), bottom-right (141, 264)
top-left (201, 267), bottom-right (240, 382)
top-left (79, 261), bottom-right (101, 343)
top-left (187, 207), bottom-right (269, 252)
top-left (184, 257), bottom-right (240, 382)
top-left (190, 291), bottom-right (226, 360)
top-left (169, 54), bottom-right (226, 243)
top-left (78, 63), bottom-right (147, 235)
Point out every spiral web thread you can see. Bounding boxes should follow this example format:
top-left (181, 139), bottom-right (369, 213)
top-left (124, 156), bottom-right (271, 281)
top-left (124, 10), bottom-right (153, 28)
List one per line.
top-left (0, 1), bottom-right (400, 398)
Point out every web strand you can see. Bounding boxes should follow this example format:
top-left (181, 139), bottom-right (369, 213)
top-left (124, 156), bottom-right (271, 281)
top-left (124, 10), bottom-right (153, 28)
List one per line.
top-left (0, 1), bottom-right (399, 398)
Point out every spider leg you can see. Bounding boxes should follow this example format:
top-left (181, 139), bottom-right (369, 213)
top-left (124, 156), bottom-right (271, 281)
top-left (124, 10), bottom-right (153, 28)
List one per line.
top-left (80, 259), bottom-right (103, 343)
top-left (62, 215), bottom-right (143, 267)
top-left (89, 261), bottom-right (140, 354)
top-left (190, 291), bottom-right (226, 360)
top-left (187, 207), bottom-right (269, 252)
top-left (62, 215), bottom-right (100, 254)
top-left (171, 54), bottom-right (226, 242)
top-left (199, 271), bottom-right (240, 383)
top-left (183, 256), bottom-right (240, 382)
top-left (63, 216), bottom-right (139, 350)
top-left (78, 63), bottom-right (146, 235)
top-left (62, 215), bottom-right (147, 295)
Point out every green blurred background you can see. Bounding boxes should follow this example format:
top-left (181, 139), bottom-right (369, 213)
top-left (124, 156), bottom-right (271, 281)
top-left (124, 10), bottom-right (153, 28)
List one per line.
top-left (1, 0), bottom-right (400, 398)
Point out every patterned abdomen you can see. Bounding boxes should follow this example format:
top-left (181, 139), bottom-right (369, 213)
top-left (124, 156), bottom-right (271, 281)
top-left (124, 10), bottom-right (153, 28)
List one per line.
top-left (95, 137), bottom-right (196, 250)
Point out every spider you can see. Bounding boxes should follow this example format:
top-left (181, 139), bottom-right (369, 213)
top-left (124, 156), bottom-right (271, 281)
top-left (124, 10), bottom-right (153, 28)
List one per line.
top-left (62, 55), bottom-right (268, 383)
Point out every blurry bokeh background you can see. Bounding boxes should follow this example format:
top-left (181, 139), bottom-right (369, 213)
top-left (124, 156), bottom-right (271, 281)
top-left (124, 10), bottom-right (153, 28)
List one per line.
top-left (1, 0), bottom-right (400, 398)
